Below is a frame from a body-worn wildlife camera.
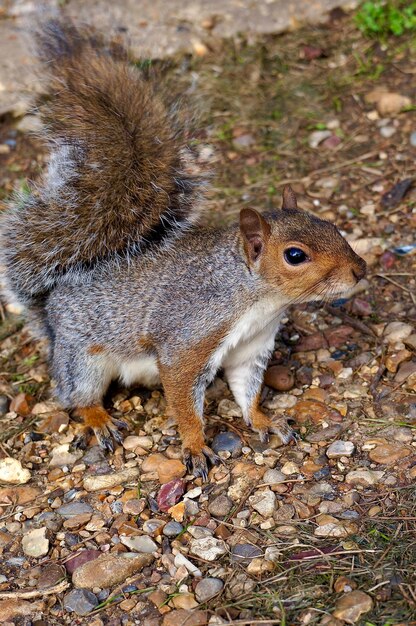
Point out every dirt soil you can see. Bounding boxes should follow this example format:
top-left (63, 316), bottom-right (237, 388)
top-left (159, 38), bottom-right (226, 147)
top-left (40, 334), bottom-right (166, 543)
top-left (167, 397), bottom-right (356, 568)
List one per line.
top-left (0, 7), bottom-right (415, 626)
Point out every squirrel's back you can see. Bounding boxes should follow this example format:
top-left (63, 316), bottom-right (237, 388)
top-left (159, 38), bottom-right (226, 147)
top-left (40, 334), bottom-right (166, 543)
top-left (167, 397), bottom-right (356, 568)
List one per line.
top-left (1, 17), bottom-right (205, 303)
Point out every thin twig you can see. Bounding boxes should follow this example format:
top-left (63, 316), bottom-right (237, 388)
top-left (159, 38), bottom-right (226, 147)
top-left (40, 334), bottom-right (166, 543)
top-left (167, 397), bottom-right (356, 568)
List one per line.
top-left (0, 580), bottom-right (70, 599)
top-left (325, 304), bottom-right (377, 338)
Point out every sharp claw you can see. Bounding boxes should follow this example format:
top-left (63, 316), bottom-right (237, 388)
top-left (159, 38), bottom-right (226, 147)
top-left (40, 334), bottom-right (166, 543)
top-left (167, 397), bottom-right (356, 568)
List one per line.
top-left (202, 447), bottom-right (221, 467)
top-left (109, 428), bottom-right (124, 444)
top-left (112, 418), bottom-right (128, 430)
top-left (183, 450), bottom-right (193, 473)
top-left (259, 430), bottom-right (270, 444)
top-left (72, 434), bottom-right (87, 450)
top-left (182, 446), bottom-right (216, 482)
top-left (96, 433), bottom-right (114, 452)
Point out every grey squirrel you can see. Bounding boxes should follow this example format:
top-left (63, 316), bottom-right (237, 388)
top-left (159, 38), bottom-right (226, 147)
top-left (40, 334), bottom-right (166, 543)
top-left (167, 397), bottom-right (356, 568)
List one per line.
top-left (1, 17), bottom-right (366, 480)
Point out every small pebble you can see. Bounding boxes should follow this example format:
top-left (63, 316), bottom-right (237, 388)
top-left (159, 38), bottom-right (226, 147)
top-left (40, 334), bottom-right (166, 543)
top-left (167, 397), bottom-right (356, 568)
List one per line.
top-left (195, 577), bottom-right (224, 602)
top-left (143, 518), bottom-right (165, 535)
top-left (57, 502), bottom-right (94, 519)
top-left (345, 469), bottom-right (384, 486)
top-left (264, 365), bottom-right (295, 391)
top-left (248, 489), bottom-right (276, 517)
top-left (384, 322), bottom-right (413, 344)
top-left (65, 549), bottom-right (101, 575)
top-left (231, 544), bottom-right (263, 564)
top-left (313, 466), bottom-right (331, 480)
top-left (0, 457), bottom-right (31, 484)
top-left (263, 468), bottom-right (286, 484)
top-left (174, 552), bottom-right (202, 577)
top-left (380, 125), bottom-right (396, 138)
top-left (217, 399), bottom-right (242, 418)
top-left (163, 521), bottom-right (183, 537)
top-left (37, 563), bottom-right (66, 590)
top-left (281, 461), bottom-right (299, 475)
top-left (120, 535), bottom-right (157, 553)
top-left (22, 527), bottom-right (49, 557)
top-left (212, 431), bottom-right (243, 458)
top-left (368, 443), bottom-right (410, 465)
top-left (190, 537), bottom-right (227, 561)
top-left (327, 441), bottom-right (355, 458)
top-left (208, 495), bottom-right (233, 518)
top-left (64, 589), bottom-right (99, 616)
top-left (333, 590), bottom-right (373, 623)
top-left (72, 553), bottom-right (154, 589)
top-left (83, 467), bottom-right (140, 491)
top-left (309, 129), bottom-right (332, 148)
top-left (157, 479), bottom-right (185, 512)
top-left (0, 395), bottom-right (10, 416)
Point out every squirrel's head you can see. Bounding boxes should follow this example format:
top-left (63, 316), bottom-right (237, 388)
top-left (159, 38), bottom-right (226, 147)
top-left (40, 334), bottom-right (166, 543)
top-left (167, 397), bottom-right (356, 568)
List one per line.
top-left (239, 186), bottom-right (366, 304)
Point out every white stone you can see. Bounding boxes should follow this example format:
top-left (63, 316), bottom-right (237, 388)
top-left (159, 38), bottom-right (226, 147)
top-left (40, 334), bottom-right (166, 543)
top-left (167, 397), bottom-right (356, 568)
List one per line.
top-left (49, 444), bottom-right (82, 467)
top-left (345, 469), bottom-right (384, 487)
top-left (190, 537), bottom-right (227, 561)
top-left (384, 322), bottom-right (414, 344)
top-left (0, 457), bottom-right (31, 484)
top-left (338, 367), bottom-right (353, 379)
top-left (263, 468), bottom-right (286, 484)
top-left (264, 546), bottom-right (282, 563)
top-left (174, 553), bottom-right (202, 577)
top-left (22, 527), bottom-right (49, 557)
top-left (309, 130), bottom-right (332, 148)
top-left (281, 461), bottom-right (299, 475)
top-left (119, 535), bottom-right (157, 553)
top-left (186, 487), bottom-right (202, 499)
top-left (217, 399), bottom-right (242, 418)
top-left (327, 441), bottom-right (355, 458)
top-left (248, 489), bottom-right (276, 517)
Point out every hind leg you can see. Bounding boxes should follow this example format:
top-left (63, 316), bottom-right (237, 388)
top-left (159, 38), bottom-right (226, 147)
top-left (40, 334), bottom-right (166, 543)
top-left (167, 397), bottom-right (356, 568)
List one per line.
top-left (51, 340), bottom-right (127, 451)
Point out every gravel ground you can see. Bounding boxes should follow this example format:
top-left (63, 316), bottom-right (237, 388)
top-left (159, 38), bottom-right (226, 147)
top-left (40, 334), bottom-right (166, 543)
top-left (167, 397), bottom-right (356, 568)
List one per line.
top-left (0, 0), bottom-right (359, 116)
top-left (0, 5), bottom-right (415, 626)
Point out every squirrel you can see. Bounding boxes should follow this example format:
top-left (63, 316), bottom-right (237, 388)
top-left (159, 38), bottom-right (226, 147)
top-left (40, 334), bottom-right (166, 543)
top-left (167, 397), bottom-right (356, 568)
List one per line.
top-left (1, 17), bottom-right (367, 480)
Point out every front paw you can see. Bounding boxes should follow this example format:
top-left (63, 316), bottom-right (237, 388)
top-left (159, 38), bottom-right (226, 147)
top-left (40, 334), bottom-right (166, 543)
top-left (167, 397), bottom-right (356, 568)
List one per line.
top-left (182, 445), bottom-right (221, 482)
top-left (251, 412), bottom-right (294, 446)
top-left (73, 406), bottom-right (128, 453)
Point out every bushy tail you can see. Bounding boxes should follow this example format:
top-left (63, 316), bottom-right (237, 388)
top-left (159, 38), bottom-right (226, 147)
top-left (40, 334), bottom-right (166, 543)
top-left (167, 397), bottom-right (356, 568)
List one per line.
top-left (1, 16), bottom-right (205, 303)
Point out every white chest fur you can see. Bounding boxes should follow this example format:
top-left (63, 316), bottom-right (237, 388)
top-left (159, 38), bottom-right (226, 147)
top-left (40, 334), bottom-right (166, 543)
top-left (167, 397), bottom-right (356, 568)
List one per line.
top-left (118, 355), bottom-right (160, 388)
top-left (213, 296), bottom-right (287, 371)
top-left (115, 297), bottom-right (287, 392)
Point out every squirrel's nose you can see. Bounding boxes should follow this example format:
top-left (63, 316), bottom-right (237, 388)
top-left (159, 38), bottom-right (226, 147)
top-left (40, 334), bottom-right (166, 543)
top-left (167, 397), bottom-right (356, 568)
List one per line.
top-left (352, 260), bottom-right (366, 283)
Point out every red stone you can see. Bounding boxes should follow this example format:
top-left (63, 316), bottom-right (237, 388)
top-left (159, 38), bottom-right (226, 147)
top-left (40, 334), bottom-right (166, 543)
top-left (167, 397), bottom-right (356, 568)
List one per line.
top-left (157, 479), bottom-right (185, 513)
top-left (324, 325), bottom-right (353, 348)
top-left (293, 332), bottom-right (327, 352)
top-left (65, 549), bottom-right (101, 574)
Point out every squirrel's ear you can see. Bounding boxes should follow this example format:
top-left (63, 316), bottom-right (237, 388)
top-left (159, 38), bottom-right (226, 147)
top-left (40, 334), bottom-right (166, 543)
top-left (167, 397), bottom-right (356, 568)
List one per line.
top-left (240, 208), bottom-right (271, 263)
top-left (282, 185), bottom-right (298, 210)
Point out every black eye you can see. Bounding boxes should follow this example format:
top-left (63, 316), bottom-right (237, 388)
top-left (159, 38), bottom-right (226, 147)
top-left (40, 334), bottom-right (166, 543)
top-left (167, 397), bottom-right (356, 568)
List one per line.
top-left (284, 247), bottom-right (308, 265)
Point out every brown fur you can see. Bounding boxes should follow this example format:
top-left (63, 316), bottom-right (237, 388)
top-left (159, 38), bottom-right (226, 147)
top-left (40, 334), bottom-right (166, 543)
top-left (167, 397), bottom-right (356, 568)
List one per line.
top-left (88, 344), bottom-right (105, 355)
top-left (1, 12), bottom-right (368, 481)
top-left (158, 327), bottom-right (228, 458)
top-left (2, 17), bottom-right (204, 301)
top-left (75, 405), bottom-right (111, 430)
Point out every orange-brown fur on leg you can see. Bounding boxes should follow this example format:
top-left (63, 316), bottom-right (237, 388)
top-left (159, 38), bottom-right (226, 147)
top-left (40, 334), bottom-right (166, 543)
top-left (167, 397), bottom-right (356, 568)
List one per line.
top-left (158, 332), bottom-right (225, 479)
top-left (159, 367), bottom-right (220, 480)
top-left (74, 405), bottom-right (127, 452)
top-left (249, 396), bottom-right (293, 445)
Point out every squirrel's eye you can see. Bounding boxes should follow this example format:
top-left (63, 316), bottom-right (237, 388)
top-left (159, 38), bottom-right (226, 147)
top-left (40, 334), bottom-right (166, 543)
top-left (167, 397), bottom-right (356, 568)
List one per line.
top-left (284, 247), bottom-right (308, 265)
